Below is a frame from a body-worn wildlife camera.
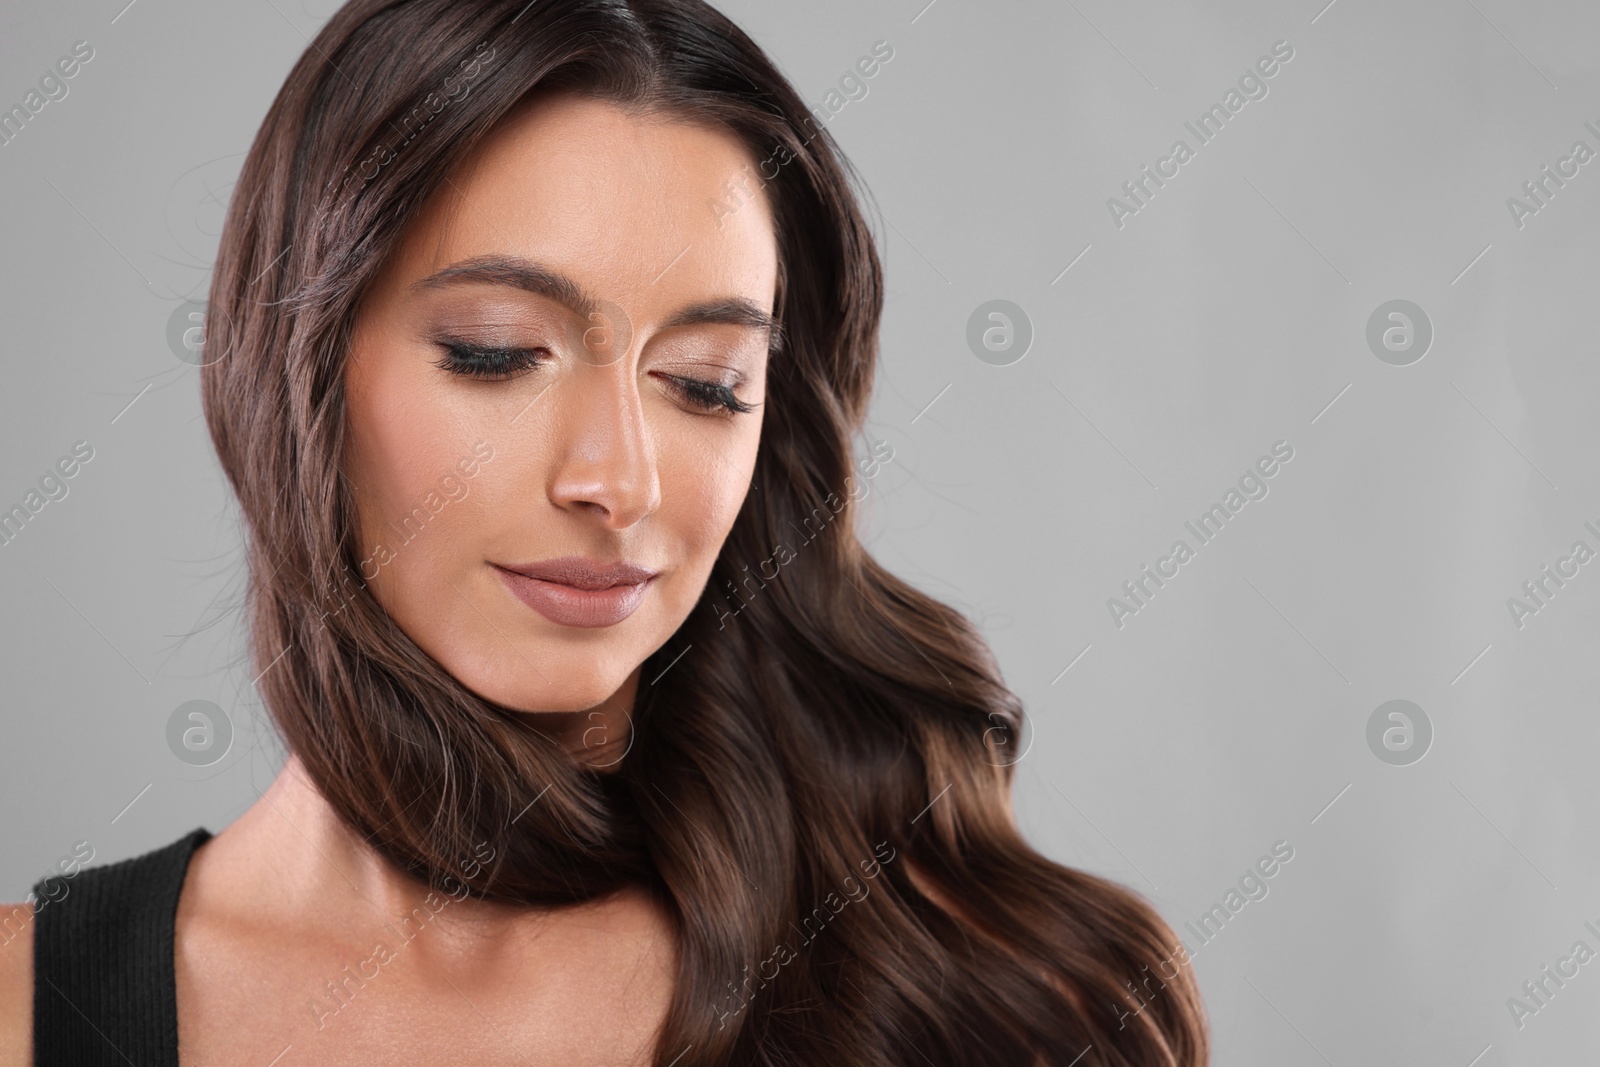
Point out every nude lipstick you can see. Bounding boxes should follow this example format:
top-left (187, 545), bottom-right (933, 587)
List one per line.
top-left (491, 557), bottom-right (656, 628)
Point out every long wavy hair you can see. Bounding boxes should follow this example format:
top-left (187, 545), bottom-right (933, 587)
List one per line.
top-left (199, 0), bottom-right (1210, 1062)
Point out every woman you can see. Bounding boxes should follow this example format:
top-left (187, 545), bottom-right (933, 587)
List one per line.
top-left (0, 0), bottom-right (1210, 1063)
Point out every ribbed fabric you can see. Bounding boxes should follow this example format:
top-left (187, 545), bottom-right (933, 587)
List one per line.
top-left (31, 827), bottom-right (213, 1066)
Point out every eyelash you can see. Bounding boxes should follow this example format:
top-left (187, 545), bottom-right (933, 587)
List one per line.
top-left (431, 342), bottom-right (757, 415)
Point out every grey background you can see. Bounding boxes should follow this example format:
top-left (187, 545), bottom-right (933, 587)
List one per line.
top-left (3, 0), bottom-right (1597, 1061)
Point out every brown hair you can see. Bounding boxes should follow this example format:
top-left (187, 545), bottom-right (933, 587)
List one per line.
top-left (200, 1), bottom-right (1210, 1062)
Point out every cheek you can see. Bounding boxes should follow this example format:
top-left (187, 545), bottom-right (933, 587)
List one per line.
top-left (344, 345), bottom-right (492, 594)
top-left (654, 417), bottom-right (761, 590)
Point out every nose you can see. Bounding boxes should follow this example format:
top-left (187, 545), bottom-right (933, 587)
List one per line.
top-left (546, 363), bottom-right (661, 529)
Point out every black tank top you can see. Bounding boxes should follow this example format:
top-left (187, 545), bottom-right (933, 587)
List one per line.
top-left (30, 827), bottom-right (212, 1066)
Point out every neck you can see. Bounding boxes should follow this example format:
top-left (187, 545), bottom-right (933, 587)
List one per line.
top-left (188, 754), bottom-right (548, 947)
top-left (186, 678), bottom-right (642, 941)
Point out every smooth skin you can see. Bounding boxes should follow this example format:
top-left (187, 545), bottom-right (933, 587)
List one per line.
top-left (0, 90), bottom-right (780, 1065)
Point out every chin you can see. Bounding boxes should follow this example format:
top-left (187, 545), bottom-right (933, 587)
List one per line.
top-left (459, 662), bottom-right (632, 715)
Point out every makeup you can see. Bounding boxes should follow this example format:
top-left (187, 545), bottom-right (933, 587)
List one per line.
top-left (492, 559), bottom-right (656, 628)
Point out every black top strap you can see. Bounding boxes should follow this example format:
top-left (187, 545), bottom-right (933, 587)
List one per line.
top-left (31, 827), bottom-right (213, 1067)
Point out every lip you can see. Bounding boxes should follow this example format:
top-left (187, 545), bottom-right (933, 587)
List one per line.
top-left (491, 558), bottom-right (657, 629)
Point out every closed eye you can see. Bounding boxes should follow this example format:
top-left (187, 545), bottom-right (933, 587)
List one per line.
top-left (432, 342), bottom-right (547, 380)
top-left (656, 372), bottom-right (757, 416)
top-left (434, 341), bottom-right (757, 416)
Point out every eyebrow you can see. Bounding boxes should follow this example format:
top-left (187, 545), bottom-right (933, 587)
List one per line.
top-left (408, 253), bottom-right (784, 353)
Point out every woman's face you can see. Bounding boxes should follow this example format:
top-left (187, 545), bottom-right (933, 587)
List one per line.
top-left (342, 92), bottom-right (777, 729)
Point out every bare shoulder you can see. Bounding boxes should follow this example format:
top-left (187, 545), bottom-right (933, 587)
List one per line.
top-left (0, 902), bottom-right (34, 1067)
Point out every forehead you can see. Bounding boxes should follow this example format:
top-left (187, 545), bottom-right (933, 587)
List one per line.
top-left (383, 92), bottom-right (779, 320)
